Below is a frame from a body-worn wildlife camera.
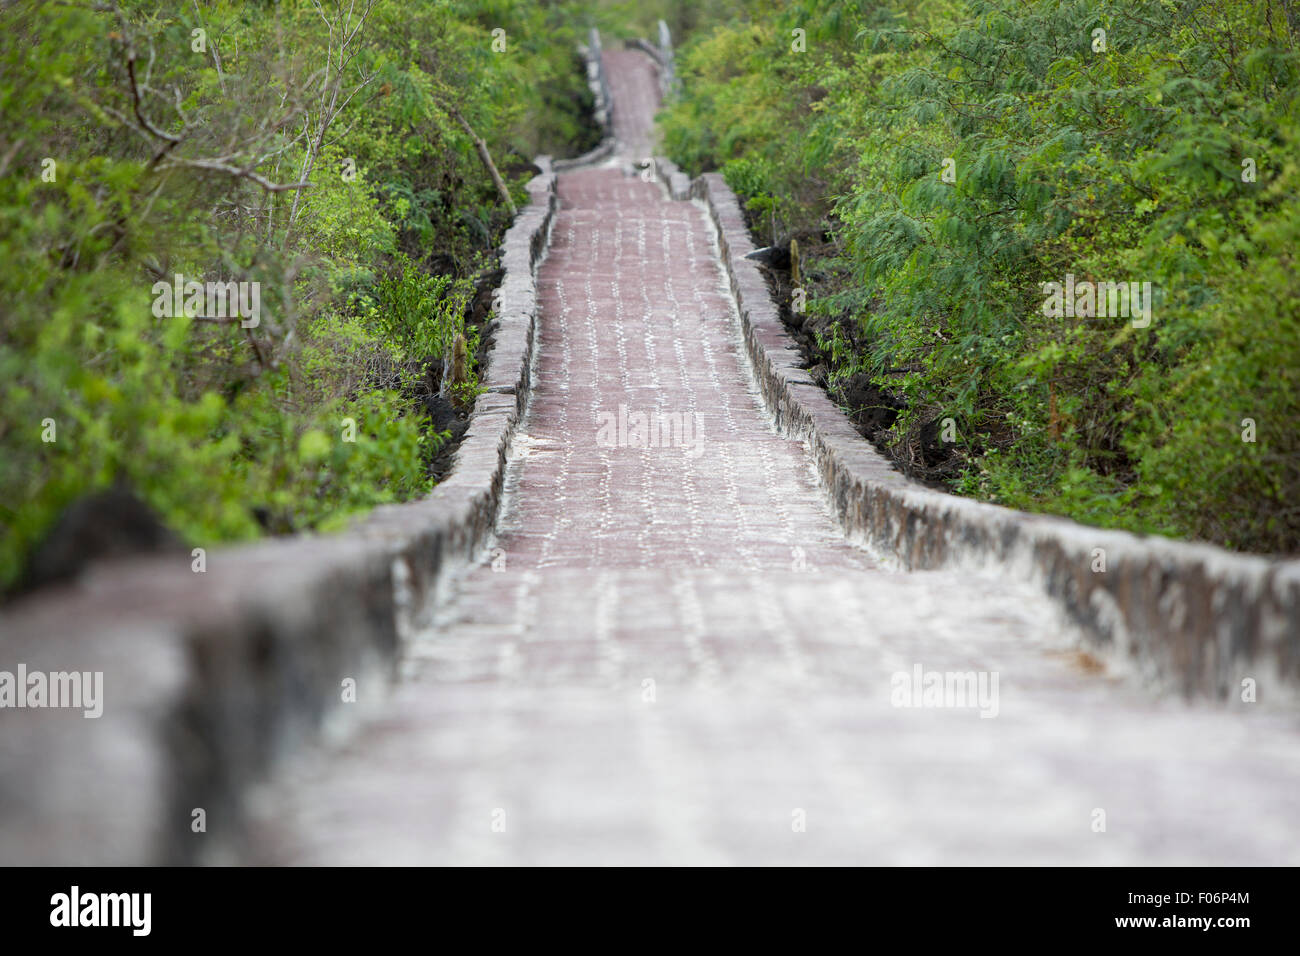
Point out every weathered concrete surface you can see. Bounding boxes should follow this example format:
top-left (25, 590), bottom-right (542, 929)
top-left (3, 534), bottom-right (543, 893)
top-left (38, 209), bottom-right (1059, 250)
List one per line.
top-left (243, 48), bottom-right (1300, 866)
top-left (0, 161), bottom-right (558, 866)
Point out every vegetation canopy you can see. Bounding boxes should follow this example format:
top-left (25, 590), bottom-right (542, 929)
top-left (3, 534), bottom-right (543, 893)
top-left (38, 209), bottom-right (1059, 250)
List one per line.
top-left (660, 0), bottom-right (1300, 555)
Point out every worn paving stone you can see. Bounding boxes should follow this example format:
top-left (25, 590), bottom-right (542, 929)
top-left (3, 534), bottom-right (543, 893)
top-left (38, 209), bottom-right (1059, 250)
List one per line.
top-left (243, 48), bottom-right (1300, 867)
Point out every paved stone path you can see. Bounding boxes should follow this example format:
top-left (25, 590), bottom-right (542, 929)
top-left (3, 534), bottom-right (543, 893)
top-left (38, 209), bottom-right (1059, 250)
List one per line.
top-left (246, 49), bottom-right (1300, 866)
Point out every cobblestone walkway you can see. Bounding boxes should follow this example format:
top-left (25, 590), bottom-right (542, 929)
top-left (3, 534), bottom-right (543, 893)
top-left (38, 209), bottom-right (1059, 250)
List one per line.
top-left (246, 49), bottom-right (1300, 866)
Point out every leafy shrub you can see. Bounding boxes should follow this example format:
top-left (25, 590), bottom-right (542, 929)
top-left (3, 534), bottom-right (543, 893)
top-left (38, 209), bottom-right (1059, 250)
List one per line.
top-left (0, 0), bottom-right (599, 593)
top-left (661, 0), bottom-right (1300, 554)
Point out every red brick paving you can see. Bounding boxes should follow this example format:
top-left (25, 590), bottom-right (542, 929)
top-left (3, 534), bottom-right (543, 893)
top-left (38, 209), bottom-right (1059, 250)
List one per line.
top-left (605, 48), bottom-right (659, 159)
top-left (245, 49), bottom-right (1300, 866)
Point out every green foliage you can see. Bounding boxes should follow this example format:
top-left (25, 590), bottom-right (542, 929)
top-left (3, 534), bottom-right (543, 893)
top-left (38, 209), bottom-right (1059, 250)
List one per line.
top-left (0, 0), bottom-right (599, 592)
top-left (370, 259), bottom-right (474, 368)
top-left (661, 0), bottom-right (1300, 553)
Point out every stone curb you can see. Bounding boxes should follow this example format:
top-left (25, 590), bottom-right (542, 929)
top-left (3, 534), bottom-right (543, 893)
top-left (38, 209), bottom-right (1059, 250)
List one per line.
top-left (652, 156), bottom-right (692, 202)
top-left (692, 171), bottom-right (1300, 705)
top-left (555, 30), bottom-right (616, 172)
top-left (0, 171), bottom-right (559, 865)
top-left (553, 137), bottom-right (616, 171)
top-left (625, 36), bottom-right (665, 65)
top-left (627, 23), bottom-right (678, 106)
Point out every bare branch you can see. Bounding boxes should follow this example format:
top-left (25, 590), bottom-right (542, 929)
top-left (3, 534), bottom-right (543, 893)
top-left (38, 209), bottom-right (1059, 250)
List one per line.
top-left (436, 94), bottom-right (517, 216)
top-left (0, 137), bottom-right (27, 178)
top-left (191, 0), bottom-right (228, 96)
top-left (158, 156), bottom-right (314, 192)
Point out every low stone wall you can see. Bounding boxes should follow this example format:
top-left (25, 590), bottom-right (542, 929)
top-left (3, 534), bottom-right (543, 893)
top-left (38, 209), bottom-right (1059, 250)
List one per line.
top-left (625, 36), bottom-right (663, 64)
top-left (651, 155), bottom-right (692, 201)
top-left (0, 170), bottom-right (557, 865)
top-left (627, 22), bottom-right (678, 101)
top-left (555, 29), bottom-right (615, 171)
top-left (656, 20), bottom-right (679, 100)
top-left (692, 171), bottom-right (1300, 705)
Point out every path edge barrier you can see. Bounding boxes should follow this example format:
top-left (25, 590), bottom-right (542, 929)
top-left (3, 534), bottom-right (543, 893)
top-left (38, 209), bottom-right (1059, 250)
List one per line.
top-left (0, 168), bottom-right (558, 865)
top-left (690, 170), bottom-right (1300, 707)
top-left (555, 29), bottom-right (616, 171)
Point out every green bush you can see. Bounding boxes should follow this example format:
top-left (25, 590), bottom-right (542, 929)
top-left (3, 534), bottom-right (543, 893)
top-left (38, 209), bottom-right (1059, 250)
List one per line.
top-left (661, 0), bottom-right (1300, 554)
top-left (0, 0), bottom-right (600, 592)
